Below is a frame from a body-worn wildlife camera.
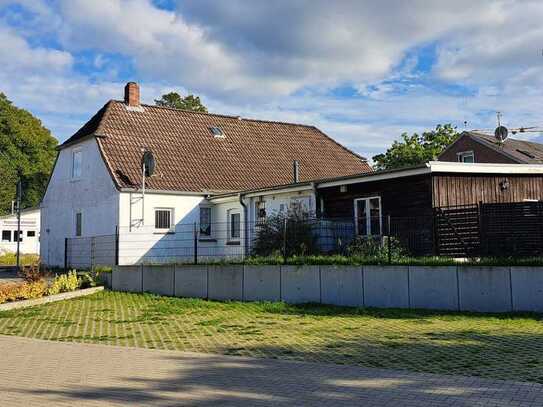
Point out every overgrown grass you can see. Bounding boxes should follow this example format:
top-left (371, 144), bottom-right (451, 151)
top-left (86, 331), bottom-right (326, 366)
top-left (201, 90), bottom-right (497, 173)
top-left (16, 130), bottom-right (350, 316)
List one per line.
top-left (1, 290), bottom-right (543, 383)
top-left (159, 255), bottom-right (543, 267)
top-left (0, 252), bottom-right (39, 266)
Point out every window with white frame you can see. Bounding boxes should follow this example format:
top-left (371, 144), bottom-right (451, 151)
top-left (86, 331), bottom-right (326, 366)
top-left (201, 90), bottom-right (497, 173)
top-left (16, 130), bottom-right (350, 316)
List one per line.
top-left (1, 230), bottom-right (11, 242)
top-left (199, 206), bottom-right (212, 236)
top-left (154, 208), bottom-right (173, 231)
top-left (72, 149), bottom-right (82, 178)
top-left (457, 151), bottom-right (474, 163)
top-left (227, 210), bottom-right (241, 241)
top-left (75, 212), bottom-right (82, 236)
top-left (354, 196), bottom-right (382, 236)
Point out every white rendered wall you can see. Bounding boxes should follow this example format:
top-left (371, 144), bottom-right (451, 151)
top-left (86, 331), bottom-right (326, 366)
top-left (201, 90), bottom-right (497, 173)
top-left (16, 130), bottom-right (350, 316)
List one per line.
top-left (0, 209), bottom-right (40, 255)
top-left (117, 192), bottom-right (205, 265)
top-left (40, 138), bottom-right (120, 266)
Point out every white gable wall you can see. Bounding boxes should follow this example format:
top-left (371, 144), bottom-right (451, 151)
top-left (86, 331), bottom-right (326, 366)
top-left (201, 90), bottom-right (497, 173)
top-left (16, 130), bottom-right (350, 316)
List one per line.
top-left (40, 137), bottom-right (119, 266)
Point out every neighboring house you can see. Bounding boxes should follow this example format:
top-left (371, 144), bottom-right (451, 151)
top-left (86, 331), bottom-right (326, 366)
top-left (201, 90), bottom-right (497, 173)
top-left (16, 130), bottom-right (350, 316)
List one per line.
top-left (41, 82), bottom-right (371, 266)
top-left (438, 131), bottom-right (543, 164)
top-left (0, 208), bottom-right (40, 255)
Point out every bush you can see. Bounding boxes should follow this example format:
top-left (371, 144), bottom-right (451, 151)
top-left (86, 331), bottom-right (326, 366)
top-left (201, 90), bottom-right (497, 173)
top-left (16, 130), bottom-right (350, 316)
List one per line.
top-left (47, 270), bottom-right (80, 295)
top-left (0, 280), bottom-right (47, 304)
top-left (252, 209), bottom-right (318, 257)
top-left (19, 262), bottom-right (49, 282)
top-left (77, 268), bottom-right (107, 288)
top-left (346, 236), bottom-right (405, 261)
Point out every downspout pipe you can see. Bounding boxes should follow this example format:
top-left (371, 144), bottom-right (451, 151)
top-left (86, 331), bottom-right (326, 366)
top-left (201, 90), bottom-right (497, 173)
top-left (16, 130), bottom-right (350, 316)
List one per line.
top-left (311, 182), bottom-right (319, 218)
top-left (239, 193), bottom-right (248, 257)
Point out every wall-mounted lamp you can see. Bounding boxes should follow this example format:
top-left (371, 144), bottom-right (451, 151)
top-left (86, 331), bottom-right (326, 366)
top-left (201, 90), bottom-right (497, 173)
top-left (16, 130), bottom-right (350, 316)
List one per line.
top-left (499, 179), bottom-right (510, 191)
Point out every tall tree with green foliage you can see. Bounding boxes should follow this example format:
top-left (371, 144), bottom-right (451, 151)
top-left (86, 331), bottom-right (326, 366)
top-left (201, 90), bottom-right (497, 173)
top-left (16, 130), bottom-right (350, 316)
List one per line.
top-left (372, 124), bottom-right (459, 171)
top-left (0, 93), bottom-right (58, 215)
top-left (154, 92), bottom-right (207, 112)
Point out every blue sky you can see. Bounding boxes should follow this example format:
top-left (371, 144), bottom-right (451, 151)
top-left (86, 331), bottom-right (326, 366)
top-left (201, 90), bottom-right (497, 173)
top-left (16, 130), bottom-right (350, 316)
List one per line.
top-left (1, 0), bottom-right (543, 160)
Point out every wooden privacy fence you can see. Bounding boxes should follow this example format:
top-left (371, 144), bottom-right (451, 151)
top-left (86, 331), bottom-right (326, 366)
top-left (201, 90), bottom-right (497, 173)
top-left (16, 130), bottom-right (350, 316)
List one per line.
top-left (434, 201), bottom-right (543, 258)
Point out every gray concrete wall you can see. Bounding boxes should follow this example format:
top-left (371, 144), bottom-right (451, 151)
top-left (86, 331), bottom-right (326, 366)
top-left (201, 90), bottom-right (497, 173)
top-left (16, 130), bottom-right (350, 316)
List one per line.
top-left (280, 266), bottom-right (320, 304)
top-left (510, 267), bottom-right (543, 312)
top-left (112, 264), bottom-right (543, 314)
top-left (174, 265), bottom-right (208, 299)
top-left (208, 265), bottom-right (243, 301)
top-left (244, 265), bottom-right (281, 302)
top-left (409, 266), bottom-right (459, 311)
top-left (458, 267), bottom-right (512, 312)
top-left (320, 266), bottom-right (364, 307)
top-left (363, 266), bottom-right (409, 308)
top-left (112, 265), bottom-right (142, 292)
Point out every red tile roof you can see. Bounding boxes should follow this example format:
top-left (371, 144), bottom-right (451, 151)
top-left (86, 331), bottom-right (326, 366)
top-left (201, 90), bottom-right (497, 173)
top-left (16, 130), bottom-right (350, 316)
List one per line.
top-left (61, 100), bottom-right (372, 193)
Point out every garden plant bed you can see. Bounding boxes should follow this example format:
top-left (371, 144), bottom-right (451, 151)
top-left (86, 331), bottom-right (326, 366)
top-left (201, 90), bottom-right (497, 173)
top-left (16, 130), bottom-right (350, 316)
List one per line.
top-left (0, 286), bottom-right (104, 311)
top-left (1, 290), bottom-right (543, 383)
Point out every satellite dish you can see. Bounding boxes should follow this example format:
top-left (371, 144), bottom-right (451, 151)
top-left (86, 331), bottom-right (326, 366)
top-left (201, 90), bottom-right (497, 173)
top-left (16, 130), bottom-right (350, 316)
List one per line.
top-left (494, 126), bottom-right (508, 143)
top-left (141, 150), bottom-right (156, 177)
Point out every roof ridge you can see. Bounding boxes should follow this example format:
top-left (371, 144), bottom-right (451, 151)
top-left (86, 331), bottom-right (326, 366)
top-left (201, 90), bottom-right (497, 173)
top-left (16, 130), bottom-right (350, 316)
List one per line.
top-left (110, 100), bottom-right (317, 129)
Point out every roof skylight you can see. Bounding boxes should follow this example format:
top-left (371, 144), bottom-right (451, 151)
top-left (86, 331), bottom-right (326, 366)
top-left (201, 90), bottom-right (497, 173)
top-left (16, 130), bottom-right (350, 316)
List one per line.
top-left (209, 126), bottom-right (225, 138)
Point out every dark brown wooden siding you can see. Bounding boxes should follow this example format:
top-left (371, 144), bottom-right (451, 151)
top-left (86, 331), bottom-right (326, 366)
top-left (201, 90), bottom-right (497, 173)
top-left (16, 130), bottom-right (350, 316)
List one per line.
top-left (319, 174), bottom-right (433, 219)
top-left (432, 174), bottom-right (543, 207)
top-left (439, 135), bottom-right (518, 164)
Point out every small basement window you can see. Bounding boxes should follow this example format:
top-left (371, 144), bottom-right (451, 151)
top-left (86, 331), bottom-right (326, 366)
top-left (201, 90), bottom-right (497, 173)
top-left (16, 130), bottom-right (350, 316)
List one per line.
top-left (155, 208), bottom-right (173, 231)
top-left (75, 212), bottom-right (82, 237)
top-left (209, 126), bottom-right (225, 138)
top-left (27, 231), bottom-right (36, 237)
top-left (1, 230), bottom-right (10, 242)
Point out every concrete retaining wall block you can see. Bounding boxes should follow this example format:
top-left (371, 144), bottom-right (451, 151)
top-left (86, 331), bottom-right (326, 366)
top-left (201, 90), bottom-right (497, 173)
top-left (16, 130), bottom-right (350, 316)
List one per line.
top-left (174, 265), bottom-right (208, 299)
top-left (409, 266), bottom-right (459, 310)
top-left (510, 267), bottom-right (543, 312)
top-left (142, 265), bottom-right (175, 296)
top-left (280, 265), bottom-right (320, 304)
top-left (243, 266), bottom-right (281, 302)
top-left (458, 267), bottom-right (512, 312)
top-left (363, 266), bottom-right (409, 308)
top-left (112, 265), bottom-right (142, 292)
top-left (320, 265), bottom-right (364, 307)
top-left (208, 265), bottom-right (243, 301)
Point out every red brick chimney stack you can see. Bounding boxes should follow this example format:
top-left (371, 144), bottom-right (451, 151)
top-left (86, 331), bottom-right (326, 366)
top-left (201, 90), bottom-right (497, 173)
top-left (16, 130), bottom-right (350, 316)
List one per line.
top-left (124, 82), bottom-right (140, 106)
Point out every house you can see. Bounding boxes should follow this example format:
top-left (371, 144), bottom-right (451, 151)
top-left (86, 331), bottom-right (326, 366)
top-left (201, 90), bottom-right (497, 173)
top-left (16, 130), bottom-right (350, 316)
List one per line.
top-left (41, 82), bottom-right (371, 266)
top-left (438, 131), bottom-right (543, 164)
top-left (0, 208), bottom-right (40, 255)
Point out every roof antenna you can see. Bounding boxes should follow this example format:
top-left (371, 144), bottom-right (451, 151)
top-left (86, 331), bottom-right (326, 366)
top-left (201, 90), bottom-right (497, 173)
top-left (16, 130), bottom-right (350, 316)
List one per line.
top-left (496, 111), bottom-right (502, 127)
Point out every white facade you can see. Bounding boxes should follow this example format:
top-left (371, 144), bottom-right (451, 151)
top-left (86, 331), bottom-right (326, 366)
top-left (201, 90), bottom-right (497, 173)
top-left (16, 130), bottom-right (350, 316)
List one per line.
top-left (41, 136), bottom-right (317, 266)
top-left (0, 208), bottom-right (40, 255)
top-left (41, 137), bottom-right (119, 266)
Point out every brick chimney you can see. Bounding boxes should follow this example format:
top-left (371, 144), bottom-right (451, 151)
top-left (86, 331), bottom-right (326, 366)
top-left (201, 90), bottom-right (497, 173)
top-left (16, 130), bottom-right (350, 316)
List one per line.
top-left (124, 82), bottom-right (140, 107)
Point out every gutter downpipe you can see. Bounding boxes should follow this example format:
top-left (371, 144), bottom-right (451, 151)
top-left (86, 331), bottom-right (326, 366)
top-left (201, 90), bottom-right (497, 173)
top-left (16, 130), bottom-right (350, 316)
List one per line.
top-left (311, 182), bottom-right (319, 218)
top-left (239, 193), bottom-right (248, 259)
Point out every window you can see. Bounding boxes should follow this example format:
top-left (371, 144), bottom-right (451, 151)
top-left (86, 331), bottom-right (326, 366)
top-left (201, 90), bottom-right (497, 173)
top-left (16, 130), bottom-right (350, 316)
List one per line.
top-left (27, 231), bottom-right (36, 237)
top-left (457, 151), bottom-right (474, 163)
top-left (227, 210), bottom-right (241, 241)
top-left (13, 231), bottom-right (23, 242)
top-left (1, 230), bottom-right (10, 242)
top-left (354, 197), bottom-right (382, 236)
top-left (209, 126), bottom-right (225, 138)
top-left (199, 207), bottom-right (212, 236)
top-left (72, 149), bottom-right (82, 178)
top-left (75, 212), bottom-right (82, 237)
top-left (155, 208), bottom-right (173, 231)
top-left (256, 201), bottom-right (266, 222)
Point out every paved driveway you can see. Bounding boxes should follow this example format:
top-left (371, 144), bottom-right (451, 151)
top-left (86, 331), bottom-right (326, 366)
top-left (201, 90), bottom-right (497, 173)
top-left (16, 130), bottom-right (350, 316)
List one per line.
top-left (1, 335), bottom-right (542, 406)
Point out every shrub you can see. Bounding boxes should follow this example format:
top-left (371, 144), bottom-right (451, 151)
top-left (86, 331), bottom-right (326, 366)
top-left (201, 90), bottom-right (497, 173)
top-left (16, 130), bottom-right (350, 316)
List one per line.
top-left (252, 209), bottom-right (318, 257)
top-left (346, 236), bottom-right (405, 261)
top-left (19, 262), bottom-right (49, 282)
top-left (0, 280), bottom-right (47, 304)
top-left (47, 270), bottom-right (80, 296)
top-left (77, 269), bottom-right (105, 288)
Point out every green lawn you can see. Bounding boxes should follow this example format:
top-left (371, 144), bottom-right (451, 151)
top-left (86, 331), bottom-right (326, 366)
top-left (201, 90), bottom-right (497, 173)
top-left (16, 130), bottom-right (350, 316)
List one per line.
top-left (1, 290), bottom-right (543, 383)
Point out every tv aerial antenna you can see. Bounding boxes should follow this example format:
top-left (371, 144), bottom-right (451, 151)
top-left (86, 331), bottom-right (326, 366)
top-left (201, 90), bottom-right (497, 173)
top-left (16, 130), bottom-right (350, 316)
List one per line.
top-left (494, 112), bottom-right (508, 144)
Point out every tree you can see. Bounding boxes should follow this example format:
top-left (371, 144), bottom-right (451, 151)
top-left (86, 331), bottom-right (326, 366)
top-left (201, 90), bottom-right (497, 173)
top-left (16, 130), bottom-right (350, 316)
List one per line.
top-left (154, 92), bottom-right (207, 112)
top-left (372, 124), bottom-right (459, 171)
top-left (0, 93), bottom-right (58, 215)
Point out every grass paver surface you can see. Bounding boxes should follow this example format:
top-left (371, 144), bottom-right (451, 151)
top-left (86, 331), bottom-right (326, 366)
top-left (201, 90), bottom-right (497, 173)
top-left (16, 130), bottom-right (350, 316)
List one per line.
top-left (1, 290), bottom-right (542, 383)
